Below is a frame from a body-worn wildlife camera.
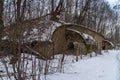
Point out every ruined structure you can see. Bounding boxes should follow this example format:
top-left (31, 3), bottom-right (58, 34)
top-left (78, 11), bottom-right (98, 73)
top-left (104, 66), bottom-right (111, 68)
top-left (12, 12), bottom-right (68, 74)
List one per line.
top-left (0, 24), bottom-right (114, 59)
top-left (102, 40), bottom-right (114, 50)
top-left (52, 24), bottom-right (113, 55)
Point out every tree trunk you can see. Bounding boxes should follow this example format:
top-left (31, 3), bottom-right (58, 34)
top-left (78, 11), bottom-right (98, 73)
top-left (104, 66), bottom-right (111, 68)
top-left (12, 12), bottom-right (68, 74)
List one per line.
top-left (0, 0), bottom-right (4, 44)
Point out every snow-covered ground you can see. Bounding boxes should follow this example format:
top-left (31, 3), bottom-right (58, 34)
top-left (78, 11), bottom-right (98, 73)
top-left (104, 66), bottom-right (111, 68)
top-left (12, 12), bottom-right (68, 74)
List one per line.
top-left (47, 50), bottom-right (120, 80)
top-left (0, 50), bottom-right (120, 80)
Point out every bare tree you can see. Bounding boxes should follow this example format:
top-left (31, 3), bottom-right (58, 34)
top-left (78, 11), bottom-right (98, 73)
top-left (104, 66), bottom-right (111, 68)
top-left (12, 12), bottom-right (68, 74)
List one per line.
top-left (0, 0), bottom-right (4, 45)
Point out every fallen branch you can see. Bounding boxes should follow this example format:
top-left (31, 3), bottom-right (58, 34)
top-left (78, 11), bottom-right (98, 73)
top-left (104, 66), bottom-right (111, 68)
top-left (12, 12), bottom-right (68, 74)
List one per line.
top-left (25, 45), bottom-right (47, 60)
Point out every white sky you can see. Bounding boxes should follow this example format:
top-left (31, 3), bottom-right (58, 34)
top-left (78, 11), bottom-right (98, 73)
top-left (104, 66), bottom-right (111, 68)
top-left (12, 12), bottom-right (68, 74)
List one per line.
top-left (106, 0), bottom-right (118, 5)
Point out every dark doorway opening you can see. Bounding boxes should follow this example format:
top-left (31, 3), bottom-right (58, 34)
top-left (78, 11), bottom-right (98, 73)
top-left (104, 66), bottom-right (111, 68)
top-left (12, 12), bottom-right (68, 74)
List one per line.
top-left (67, 42), bottom-right (74, 50)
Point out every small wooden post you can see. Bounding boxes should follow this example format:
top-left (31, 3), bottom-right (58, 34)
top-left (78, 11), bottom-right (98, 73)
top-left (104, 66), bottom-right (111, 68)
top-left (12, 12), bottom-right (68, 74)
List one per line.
top-left (90, 44), bottom-right (92, 57)
top-left (80, 43), bottom-right (83, 59)
top-left (76, 43), bottom-right (80, 61)
top-left (74, 42), bottom-right (79, 62)
top-left (52, 42), bottom-right (54, 59)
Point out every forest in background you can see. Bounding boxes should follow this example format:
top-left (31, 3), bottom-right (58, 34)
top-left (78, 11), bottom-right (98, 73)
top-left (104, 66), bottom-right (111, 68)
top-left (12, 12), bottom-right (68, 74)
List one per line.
top-left (0, 0), bottom-right (120, 44)
top-left (0, 0), bottom-right (120, 80)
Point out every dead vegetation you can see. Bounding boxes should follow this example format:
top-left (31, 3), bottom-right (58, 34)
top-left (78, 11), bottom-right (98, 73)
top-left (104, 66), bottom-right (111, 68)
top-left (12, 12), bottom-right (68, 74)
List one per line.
top-left (0, 0), bottom-right (119, 79)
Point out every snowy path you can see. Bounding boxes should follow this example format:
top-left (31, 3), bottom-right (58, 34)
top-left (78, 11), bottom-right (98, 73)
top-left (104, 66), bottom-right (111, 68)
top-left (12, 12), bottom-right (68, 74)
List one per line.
top-left (116, 52), bottom-right (120, 80)
top-left (47, 50), bottom-right (120, 80)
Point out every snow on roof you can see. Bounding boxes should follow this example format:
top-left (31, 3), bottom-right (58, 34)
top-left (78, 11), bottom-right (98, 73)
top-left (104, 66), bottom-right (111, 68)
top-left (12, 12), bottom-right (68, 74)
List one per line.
top-left (59, 20), bottom-right (73, 25)
top-left (23, 28), bottom-right (39, 42)
top-left (2, 36), bottom-right (8, 40)
top-left (66, 28), bottom-right (96, 44)
top-left (104, 40), bottom-right (114, 47)
top-left (62, 23), bottom-right (105, 39)
top-left (41, 22), bottom-right (61, 41)
top-left (23, 21), bottom-right (103, 43)
top-left (23, 21), bottom-right (61, 42)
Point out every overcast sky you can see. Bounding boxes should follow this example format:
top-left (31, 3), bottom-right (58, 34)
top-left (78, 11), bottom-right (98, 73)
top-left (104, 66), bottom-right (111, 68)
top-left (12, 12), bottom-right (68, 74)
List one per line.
top-left (106, 0), bottom-right (118, 6)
